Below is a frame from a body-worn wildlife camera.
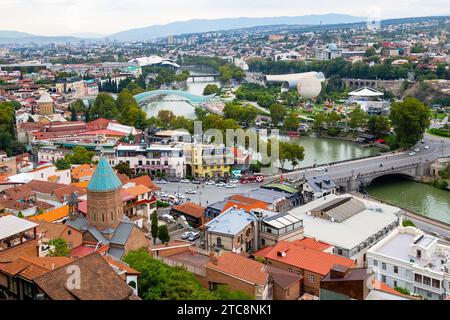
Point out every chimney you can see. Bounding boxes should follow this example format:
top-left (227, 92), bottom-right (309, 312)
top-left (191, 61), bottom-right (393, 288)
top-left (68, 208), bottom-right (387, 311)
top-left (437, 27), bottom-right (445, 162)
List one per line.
top-left (209, 252), bottom-right (218, 265)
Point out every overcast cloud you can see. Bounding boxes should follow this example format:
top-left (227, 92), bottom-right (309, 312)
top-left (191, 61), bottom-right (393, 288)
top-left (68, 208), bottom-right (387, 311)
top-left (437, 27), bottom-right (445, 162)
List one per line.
top-left (1, 0), bottom-right (449, 35)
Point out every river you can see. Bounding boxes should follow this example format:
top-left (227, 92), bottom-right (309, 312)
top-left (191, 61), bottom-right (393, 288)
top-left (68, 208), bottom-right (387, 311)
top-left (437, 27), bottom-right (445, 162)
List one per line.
top-left (368, 175), bottom-right (450, 223)
top-left (142, 76), bottom-right (220, 119)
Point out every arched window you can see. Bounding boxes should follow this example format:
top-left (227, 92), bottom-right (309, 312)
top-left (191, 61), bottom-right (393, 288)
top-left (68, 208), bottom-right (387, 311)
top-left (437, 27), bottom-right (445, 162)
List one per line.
top-left (111, 211), bottom-right (114, 221)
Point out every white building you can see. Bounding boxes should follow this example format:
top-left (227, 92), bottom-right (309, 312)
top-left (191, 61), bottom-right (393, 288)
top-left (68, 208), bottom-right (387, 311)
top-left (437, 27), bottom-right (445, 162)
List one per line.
top-left (288, 194), bottom-right (400, 266)
top-left (116, 144), bottom-right (185, 177)
top-left (7, 164), bottom-right (71, 185)
top-left (367, 226), bottom-right (450, 300)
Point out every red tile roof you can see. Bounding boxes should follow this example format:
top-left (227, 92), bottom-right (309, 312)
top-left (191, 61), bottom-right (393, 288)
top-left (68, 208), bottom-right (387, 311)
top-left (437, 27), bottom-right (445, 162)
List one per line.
top-left (172, 202), bottom-right (205, 219)
top-left (264, 241), bottom-right (355, 276)
top-left (129, 175), bottom-right (160, 192)
top-left (291, 237), bottom-right (333, 252)
top-left (206, 252), bottom-right (268, 286)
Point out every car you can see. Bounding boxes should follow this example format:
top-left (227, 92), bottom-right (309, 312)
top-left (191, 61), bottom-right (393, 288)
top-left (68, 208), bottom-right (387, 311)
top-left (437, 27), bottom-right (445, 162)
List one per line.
top-left (315, 167), bottom-right (325, 172)
top-left (414, 148), bottom-right (420, 152)
top-left (408, 152), bottom-right (416, 156)
top-left (216, 182), bottom-right (226, 187)
top-left (225, 183), bottom-right (237, 188)
top-left (185, 189), bottom-right (197, 194)
top-left (420, 140), bottom-right (425, 144)
top-left (239, 174), bottom-right (264, 184)
top-left (228, 179), bottom-right (239, 184)
top-left (156, 179), bottom-right (167, 184)
top-left (205, 181), bottom-right (215, 185)
top-left (168, 177), bottom-right (180, 183)
top-left (159, 192), bottom-right (169, 198)
top-left (188, 232), bottom-right (200, 241)
top-left (425, 145), bottom-right (430, 149)
top-left (181, 231), bottom-right (193, 240)
top-left (192, 180), bottom-right (202, 185)
top-left (162, 214), bottom-right (175, 223)
top-left (180, 179), bottom-right (190, 184)
top-left (175, 192), bottom-right (186, 199)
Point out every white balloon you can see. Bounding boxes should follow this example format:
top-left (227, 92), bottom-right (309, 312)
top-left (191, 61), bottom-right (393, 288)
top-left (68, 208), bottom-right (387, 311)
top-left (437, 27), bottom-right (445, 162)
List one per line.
top-left (297, 76), bottom-right (322, 99)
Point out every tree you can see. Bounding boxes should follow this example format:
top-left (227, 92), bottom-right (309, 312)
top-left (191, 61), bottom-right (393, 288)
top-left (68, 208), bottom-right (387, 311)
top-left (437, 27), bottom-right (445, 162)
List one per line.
top-left (17, 211), bottom-right (24, 218)
top-left (150, 211), bottom-right (159, 245)
top-left (389, 98), bottom-right (431, 148)
top-left (115, 162), bottom-right (132, 177)
top-left (368, 115), bottom-right (390, 137)
top-left (269, 103), bottom-right (287, 125)
top-left (158, 225), bottom-right (170, 244)
top-left (203, 84), bottom-right (220, 96)
top-left (55, 158), bottom-right (71, 170)
top-left (349, 106), bottom-right (367, 129)
top-left (283, 112), bottom-right (300, 131)
top-left (0, 101), bottom-right (16, 137)
top-left (89, 93), bottom-right (119, 120)
top-left (280, 141), bottom-right (305, 169)
top-left (123, 249), bottom-right (216, 300)
top-left (64, 146), bottom-right (94, 165)
top-left (312, 112), bottom-right (327, 133)
top-left (402, 219), bottom-right (416, 227)
top-left (48, 238), bottom-right (70, 257)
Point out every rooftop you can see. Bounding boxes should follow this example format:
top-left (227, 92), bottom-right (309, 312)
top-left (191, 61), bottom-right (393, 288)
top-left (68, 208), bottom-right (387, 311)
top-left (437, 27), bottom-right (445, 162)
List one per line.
top-left (207, 252), bottom-right (268, 286)
top-left (0, 215), bottom-right (38, 241)
top-left (205, 208), bottom-right (254, 236)
top-left (288, 194), bottom-right (400, 250)
top-left (87, 158), bottom-right (122, 192)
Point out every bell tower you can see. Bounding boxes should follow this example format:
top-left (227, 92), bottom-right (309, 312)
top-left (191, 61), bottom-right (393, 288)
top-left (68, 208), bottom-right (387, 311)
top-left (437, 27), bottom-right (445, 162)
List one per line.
top-left (86, 158), bottom-right (123, 230)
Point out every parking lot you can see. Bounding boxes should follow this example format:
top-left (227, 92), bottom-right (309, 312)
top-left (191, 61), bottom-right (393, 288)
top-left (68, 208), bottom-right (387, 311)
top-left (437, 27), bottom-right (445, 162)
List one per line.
top-left (156, 181), bottom-right (266, 207)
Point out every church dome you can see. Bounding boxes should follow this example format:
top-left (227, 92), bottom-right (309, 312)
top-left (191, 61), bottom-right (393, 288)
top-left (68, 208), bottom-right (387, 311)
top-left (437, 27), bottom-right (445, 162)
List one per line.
top-left (87, 158), bottom-right (122, 192)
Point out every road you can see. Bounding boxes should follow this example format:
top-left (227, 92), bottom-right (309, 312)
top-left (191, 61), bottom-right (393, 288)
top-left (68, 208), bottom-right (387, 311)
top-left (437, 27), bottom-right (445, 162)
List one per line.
top-left (273, 134), bottom-right (450, 183)
top-left (156, 181), bottom-right (266, 207)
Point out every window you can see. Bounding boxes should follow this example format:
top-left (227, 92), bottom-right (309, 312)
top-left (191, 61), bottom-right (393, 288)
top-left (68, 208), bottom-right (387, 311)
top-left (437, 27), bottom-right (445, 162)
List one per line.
top-left (381, 275), bottom-right (386, 283)
top-left (23, 281), bottom-right (33, 298)
top-left (432, 279), bottom-right (440, 289)
top-left (337, 248), bottom-right (343, 255)
top-left (67, 230), bottom-right (71, 235)
top-left (216, 237), bottom-right (222, 247)
top-left (111, 211), bottom-right (114, 221)
top-left (414, 274), bottom-right (422, 283)
top-left (427, 292), bottom-right (432, 298)
top-left (394, 266), bottom-right (398, 274)
top-left (309, 275), bottom-right (315, 283)
top-left (381, 262), bottom-right (386, 270)
top-left (288, 268), bottom-right (293, 273)
top-left (261, 239), bottom-right (266, 246)
top-left (423, 276), bottom-right (431, 286)
top-left (394, 280), bottom-right (398, 288)
top-left (373, 260), bottom-right (378, 267)
top-left (8, 277), bottom-right (18, 294)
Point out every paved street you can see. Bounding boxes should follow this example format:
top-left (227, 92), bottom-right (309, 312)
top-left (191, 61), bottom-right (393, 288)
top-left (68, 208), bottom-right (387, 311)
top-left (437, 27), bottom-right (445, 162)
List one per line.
top-left (156, 181), bottom-right (266, 207)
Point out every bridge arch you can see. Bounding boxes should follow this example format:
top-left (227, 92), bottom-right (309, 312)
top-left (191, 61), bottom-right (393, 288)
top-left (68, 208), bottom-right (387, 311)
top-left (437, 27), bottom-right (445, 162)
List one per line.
top-left (134, 90), bottom-right (216, 106)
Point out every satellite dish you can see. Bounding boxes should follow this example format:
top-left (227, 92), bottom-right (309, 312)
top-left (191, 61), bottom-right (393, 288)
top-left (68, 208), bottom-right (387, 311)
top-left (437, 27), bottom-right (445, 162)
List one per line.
top-left (297, 76), bottom-right (322, 99)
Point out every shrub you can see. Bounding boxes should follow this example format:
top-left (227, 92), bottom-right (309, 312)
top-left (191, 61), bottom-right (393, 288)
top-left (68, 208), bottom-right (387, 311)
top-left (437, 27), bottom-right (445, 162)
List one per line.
top-left (402, 220), bottom-right (416, 228)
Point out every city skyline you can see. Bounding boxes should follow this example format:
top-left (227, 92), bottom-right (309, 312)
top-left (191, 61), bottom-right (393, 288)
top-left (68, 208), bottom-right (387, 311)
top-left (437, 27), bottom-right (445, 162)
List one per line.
top-left (1, 0), bottom-right (449, 36)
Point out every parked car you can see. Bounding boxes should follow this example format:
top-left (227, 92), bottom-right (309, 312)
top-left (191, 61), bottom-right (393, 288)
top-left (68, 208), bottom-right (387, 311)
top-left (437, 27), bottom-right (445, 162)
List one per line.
top-left (185, 189), bottom-right (197, 194)
top-left (205, 181), bottom-right (215, 185)
top-left (157, 179), bottom-right (167, 184)
top-left (228, 179), bottom-right (239, 184)
top-left (414, 148), bottom-right (420, 152)
top-left (162, 214), bottom-right (175, 223)
top-left (175, 192), bottom-right (186, 199)
top-left (192, 180), bottom-right (202, 185)
top-left (180, 179), bottom-right (190, 184)
top-left (188, 232), bottom-right (200, 241)
top-left (225, 183), bottom-right (237, 188)
top-left (408, 152), bottom-right (416, 156)
top-left (216, 182), bottom-right (226, 187)
top-left (181, 231), bottom-right (193, 240)
top-left (315, 167), bottom-right (325, 172)
top-left (425, 145), bottom-right (430, 149)
top-left (239, 174), bottom-right (264, 184)
top-left (168, 177), bottom-right (180, 183)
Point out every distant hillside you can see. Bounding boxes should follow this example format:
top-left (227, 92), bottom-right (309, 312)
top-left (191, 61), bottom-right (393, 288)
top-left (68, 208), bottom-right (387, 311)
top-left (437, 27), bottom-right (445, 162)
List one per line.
top-left (0, 30), bottom-right (36, 39)
top-left (109, 14), bottom-right (364, 41)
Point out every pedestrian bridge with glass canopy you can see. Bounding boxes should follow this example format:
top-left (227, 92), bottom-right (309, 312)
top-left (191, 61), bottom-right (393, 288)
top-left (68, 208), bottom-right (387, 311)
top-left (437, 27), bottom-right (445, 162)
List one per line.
top-left (134, 90), bottom-right (216, 106)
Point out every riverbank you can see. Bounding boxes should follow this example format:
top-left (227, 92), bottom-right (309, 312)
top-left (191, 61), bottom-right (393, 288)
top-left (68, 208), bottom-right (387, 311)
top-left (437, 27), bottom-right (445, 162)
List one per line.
top-left (368, 175), bottom-right (450, 224)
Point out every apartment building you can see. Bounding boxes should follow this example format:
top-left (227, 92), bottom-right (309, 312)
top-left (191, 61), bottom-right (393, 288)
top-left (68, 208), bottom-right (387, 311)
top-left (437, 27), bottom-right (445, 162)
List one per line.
top-left (367, 226), bottom-right (450, 300)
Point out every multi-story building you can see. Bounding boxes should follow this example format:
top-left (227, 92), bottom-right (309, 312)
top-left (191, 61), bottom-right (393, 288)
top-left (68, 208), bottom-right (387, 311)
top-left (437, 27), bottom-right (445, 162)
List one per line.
top-left (116, 144), bottom-right (185, 178)
top-left (367, 226), bottom-right (450, 300)
top-left (182, 143), bottom-right (234, 178)
top-left (288, 194), bottom-right (400, 266)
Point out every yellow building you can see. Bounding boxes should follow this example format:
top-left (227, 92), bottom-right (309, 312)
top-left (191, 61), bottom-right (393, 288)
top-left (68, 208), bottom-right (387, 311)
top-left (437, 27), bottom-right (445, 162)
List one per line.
top-left (37, 91), bottom-right (54, 115)
top-left (183, 144), bottom-right (234, 178)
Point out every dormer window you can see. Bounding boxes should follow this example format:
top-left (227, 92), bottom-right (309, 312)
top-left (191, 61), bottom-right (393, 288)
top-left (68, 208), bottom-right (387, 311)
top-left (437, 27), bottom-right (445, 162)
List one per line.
top-left (417, 249), bottom-right (422, 259)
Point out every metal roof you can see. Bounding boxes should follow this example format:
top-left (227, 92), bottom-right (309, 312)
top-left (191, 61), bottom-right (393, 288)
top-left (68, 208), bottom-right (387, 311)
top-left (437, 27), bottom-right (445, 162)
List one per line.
top-left (87, 157), bottom-right (122, 192)
top-left (311, 197), bottom-right (366, 223)
top-left (87, 227), bottom-right (110, 245)
top-left (108, 247), bottom-right (125, 260)
top-left (65, 215), bottom-right (88, 232)
top-left (110, 223), bottom-right (134, 246)
top-left (0, 215), bottom-right (38, 240)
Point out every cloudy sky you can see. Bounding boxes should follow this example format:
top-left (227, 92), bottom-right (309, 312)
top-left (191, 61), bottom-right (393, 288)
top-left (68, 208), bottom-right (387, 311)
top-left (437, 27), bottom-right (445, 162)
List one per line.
top-left (2, 0), bottom-right (449, 36)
